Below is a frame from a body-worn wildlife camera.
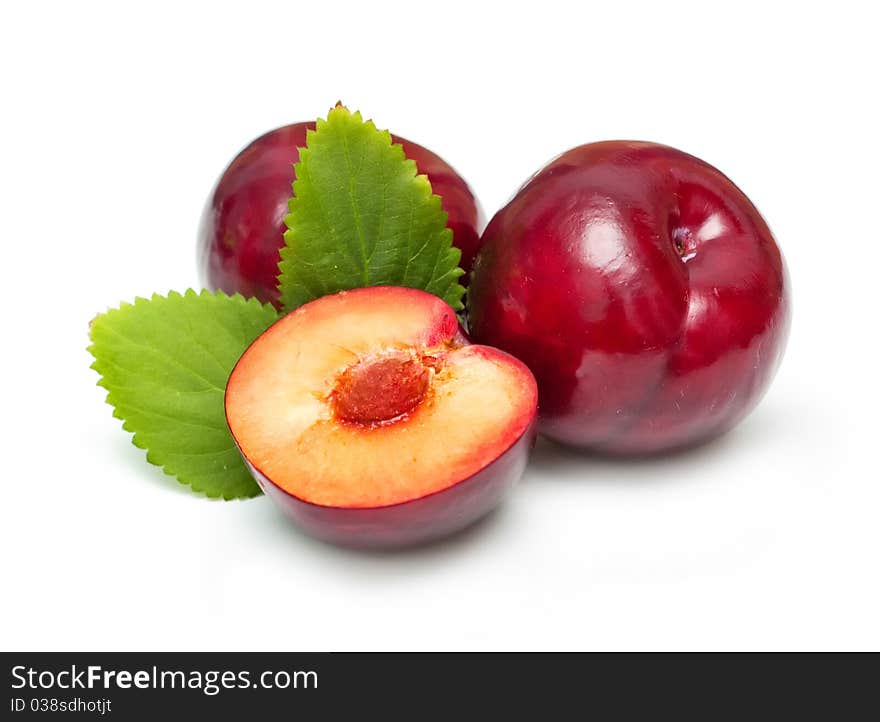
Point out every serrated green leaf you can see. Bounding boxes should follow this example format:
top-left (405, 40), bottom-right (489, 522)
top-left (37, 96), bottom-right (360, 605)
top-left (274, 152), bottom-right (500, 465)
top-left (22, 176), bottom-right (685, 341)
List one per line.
top-left (278, 105), bottom-right (466, 312)
top-left (88, 290), bottom-right (279, 500)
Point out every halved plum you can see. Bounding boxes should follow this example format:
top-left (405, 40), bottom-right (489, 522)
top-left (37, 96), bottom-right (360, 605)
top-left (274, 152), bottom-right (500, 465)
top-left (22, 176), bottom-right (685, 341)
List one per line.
top-left (225, 286), bottom-right (537, 548)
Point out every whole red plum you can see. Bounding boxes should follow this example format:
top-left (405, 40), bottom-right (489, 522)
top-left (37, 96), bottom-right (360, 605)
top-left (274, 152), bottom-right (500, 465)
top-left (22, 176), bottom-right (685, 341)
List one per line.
top-left (467, 141), bottom-right (790, 455)
top-left (198, 122), bottom-right (484, 307)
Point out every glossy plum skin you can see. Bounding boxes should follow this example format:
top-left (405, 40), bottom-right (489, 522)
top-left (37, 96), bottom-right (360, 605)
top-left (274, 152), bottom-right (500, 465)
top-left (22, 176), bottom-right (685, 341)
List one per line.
top-left (468, 141), bottom-right (790, 455)
top-left (198, 122), bottom-right (484, 307)
top-left (241, 422), bottom-right (535, 549)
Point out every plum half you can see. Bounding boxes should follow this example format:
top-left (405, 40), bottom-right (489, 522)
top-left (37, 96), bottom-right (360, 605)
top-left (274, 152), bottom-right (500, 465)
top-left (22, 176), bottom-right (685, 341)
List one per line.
top-left (225, 286), bottom-right (537, 548)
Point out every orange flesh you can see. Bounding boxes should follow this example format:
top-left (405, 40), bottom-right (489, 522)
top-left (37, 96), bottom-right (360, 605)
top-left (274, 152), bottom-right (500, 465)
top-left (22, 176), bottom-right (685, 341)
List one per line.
top-left (225, 287), bottom-right (537, 508)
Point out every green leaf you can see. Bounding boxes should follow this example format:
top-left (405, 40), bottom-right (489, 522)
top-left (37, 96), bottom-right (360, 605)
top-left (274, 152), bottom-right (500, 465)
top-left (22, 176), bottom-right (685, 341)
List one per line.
top-left (88, 290), bottom-right (279, 500)
top-left (278, 105), bottom-right (465, 312)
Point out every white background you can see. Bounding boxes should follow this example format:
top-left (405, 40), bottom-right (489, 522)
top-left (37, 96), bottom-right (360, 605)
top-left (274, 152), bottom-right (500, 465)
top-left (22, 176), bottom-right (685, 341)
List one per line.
top-left (2, 1), bottom-right (878, 651)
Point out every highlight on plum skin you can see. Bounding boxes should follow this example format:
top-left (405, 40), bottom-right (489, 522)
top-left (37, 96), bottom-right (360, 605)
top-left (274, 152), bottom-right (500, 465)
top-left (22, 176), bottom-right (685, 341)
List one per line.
top-left (225, 286), bottom-right (538, 548)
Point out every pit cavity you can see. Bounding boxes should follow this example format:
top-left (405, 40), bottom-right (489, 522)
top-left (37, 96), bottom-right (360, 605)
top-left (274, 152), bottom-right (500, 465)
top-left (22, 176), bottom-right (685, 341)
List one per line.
top-left (331, 350), bottom-right (433, 425)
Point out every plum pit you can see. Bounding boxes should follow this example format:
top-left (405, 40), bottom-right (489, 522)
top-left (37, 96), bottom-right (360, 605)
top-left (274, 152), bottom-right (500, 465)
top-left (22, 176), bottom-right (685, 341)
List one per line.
top-left (332, 350), bottom-right (432, 425)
